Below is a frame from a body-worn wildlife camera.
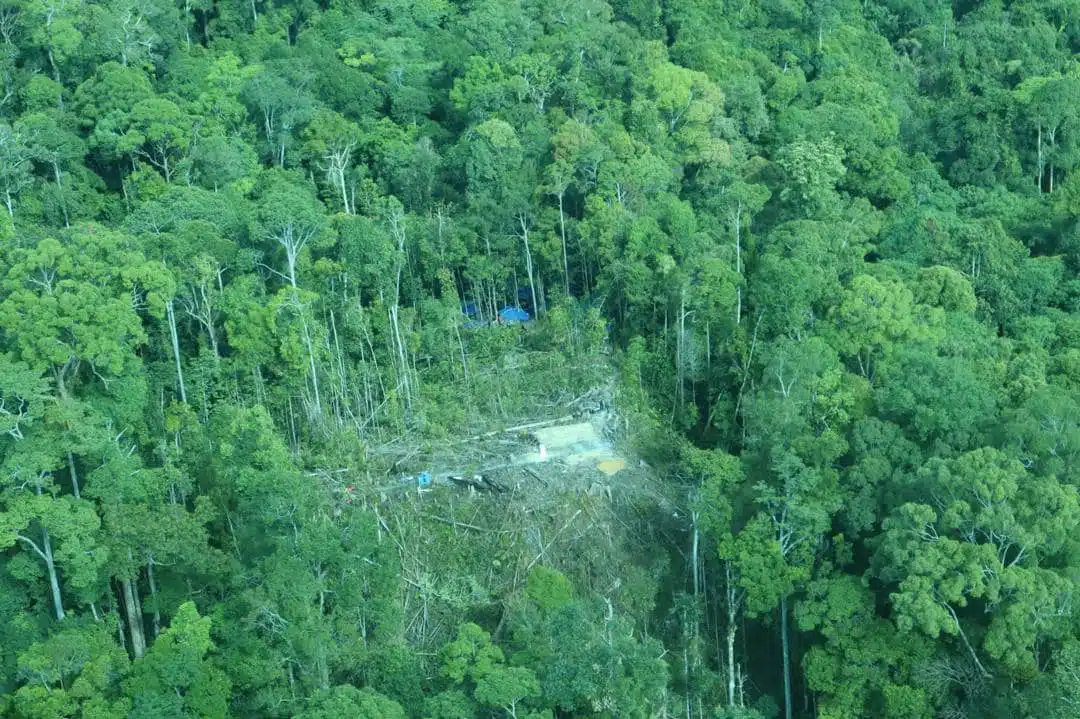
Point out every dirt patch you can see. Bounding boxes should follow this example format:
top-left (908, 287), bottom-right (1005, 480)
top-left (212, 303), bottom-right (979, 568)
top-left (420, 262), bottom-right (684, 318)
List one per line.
top-left (533, 422), bottom-right (602, 450)
top-left (530, 422), bottom-right (620, 467)
top-left (596, 458), bottom-right (627, 476)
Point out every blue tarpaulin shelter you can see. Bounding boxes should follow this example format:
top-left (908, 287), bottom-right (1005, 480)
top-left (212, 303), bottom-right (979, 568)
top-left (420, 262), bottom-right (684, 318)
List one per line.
top-left (499, 307), bottom-right (530, 323)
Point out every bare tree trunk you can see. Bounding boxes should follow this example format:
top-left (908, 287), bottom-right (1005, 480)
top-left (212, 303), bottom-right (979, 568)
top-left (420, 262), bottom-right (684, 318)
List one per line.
top-left (389, 304), bottom-right (412, 414)
top-left (726, 573), bottom-right (737, 706)
top-left (111, 590), bottom-right (125, 646)
top-left (684, 646), bottom-right (692, 719)
top-left (1037, 124), bottom-right (1044, 192)
top-left (733, 200), bottom-right (742, 326)
top-left (558, 190), bottom-right (569, 294)
top-left (182, 280), bottom-right (220, 359)
top-left (301, 315), bottom-right (321, 415)
top-left (483, 235), bottom-right (497, 319)
top-left (43, 526), bottom-right (64, 620)
top-left (673, 289), bottom-right (688, 421)
top-left (781, 594), bottom-right (793, 719)
top-left (536, 273), bottom-right (548, 315)
top-left (47, 47), bottom-right (62, 109)
top-left (454, 318), bottom-right (470, 384)
top-left (184, 0), bottom-right (191, 47)
top-left (329, 309), bottom-right (350, 427)
top-left (519, 214), bottom-right (538, 317)
top-left (730, 608), bottom-right (738, 703)
top-left (946, 603), bottom-right (992, 678)
top-left (166, 300), bottom-right (187, 403)
top-left (122, 574), bottom-right (146, 658)
top-left (691, 511), bottom-right (700, 598)
top-left (280, 232), bottom-right (321, 416)
top-left (147, 559), bottom-right (162, 638)
top-left (19, 486), bottom-right (66, 620)
top-left (67, 451), bottom-right (80, 498)
top-left (206, 305), bottom-right (219, 358)
top-left (705, 321), bottom-right (711, 375)
top-left (335, 163), bottom-right (351, 215)
top-left (52, 160), bottom-right (69, 227)
top-left (389, 212), bottom-right (414, 415)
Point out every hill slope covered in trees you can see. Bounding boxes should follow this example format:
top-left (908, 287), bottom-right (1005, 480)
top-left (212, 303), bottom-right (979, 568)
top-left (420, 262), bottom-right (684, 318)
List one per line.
top-left (4, 0), bottom-right (1080, 717)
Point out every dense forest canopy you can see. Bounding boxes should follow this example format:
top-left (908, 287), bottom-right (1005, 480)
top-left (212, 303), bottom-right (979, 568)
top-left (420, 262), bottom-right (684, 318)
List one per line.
top-left (3, 0), bottom-right (1080, 717)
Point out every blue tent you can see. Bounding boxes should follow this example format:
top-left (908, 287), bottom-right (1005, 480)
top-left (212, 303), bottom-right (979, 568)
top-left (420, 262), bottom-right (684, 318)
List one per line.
top-left (461, 302), bottom-right (478, 317)
top-left (499, 306), bottom-right (530, 323)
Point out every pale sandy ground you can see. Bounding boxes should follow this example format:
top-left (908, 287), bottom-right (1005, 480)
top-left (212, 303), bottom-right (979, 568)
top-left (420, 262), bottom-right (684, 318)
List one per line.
top-left (528, 422), bottom-right (627, 475)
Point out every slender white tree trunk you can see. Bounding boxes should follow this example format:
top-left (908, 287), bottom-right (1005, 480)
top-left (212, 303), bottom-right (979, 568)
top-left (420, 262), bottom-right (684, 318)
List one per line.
top-left (733, 200), bottom-right (742, 326)
top-left (519, 214), bottom-right (538, 317)
top-left (1037, 124), bottom-right (1043, 191)
top-left (727, 576), bottom-right (738, 706)
top-left (122, 571), bottom-right (146, 658)
top-left (781, 594), bottom-right (792, 719)
top-left (43, 527), bottom-right (64, 620)
top-left (388, 211), bottom-right (414, 415)
top-left (338, 168), bottom-right (350, 214)
top-left (67, 451), bottom-right (80, 498)
top-left (166, 299), bottom-right (187, 403)
top-left (691, 512), bottom-right (700, 598)
top-left (52, 160), bottom-right (69, 227)
top-left (281, 227), bottom-right (322, 415)
top-left (301, 315), bottom-right (321, 414)
top-left (558, 191), bottom-right (569, 294)
top-left (147, 558), bottom-right (161, 638)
